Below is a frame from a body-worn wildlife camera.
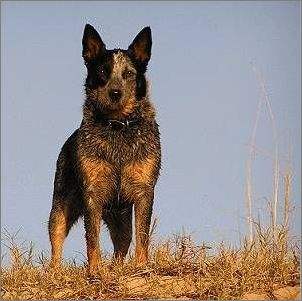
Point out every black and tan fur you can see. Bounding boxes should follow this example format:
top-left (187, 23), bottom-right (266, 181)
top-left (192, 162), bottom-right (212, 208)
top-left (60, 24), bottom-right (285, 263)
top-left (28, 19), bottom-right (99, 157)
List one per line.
top-left (48, 24), bottom-right (161, 276)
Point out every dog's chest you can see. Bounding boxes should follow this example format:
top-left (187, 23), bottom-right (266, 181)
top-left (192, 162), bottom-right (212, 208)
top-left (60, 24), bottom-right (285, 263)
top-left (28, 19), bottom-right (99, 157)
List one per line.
top-left (105, 130), bottom-right (143, 162)
top-left (81, 126), bottom-right (151, 164)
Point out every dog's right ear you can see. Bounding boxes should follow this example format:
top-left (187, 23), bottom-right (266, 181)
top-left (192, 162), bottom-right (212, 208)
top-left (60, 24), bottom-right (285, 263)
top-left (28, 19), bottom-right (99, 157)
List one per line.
top-left (82, 24), bottom-right (106, 64)
top-left (128, 26), bottom-right (152, 68)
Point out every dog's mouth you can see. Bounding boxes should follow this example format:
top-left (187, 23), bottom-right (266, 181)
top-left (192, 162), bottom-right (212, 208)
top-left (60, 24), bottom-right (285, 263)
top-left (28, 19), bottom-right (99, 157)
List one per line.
top-left (92, 97), bottom-right (137, 120)
top-left (107, 99), bottom-right (137, 119)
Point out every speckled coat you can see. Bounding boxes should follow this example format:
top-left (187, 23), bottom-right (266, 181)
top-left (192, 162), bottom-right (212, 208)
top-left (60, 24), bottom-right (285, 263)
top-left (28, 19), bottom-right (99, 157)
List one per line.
top-left (48, 24), bottom-right (161, 277)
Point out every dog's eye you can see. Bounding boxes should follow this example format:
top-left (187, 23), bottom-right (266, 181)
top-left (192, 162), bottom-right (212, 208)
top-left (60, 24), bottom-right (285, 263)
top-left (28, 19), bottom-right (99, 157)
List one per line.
top-left (124, 70), bottom-right (135, 78)
top-left (99, 66), bottom-right (108, 76)
top-left (98, 67), bottom-right (108, 81)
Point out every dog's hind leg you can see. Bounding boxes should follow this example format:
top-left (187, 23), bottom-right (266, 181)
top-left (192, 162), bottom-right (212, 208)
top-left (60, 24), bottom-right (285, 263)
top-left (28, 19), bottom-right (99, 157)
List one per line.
top-left (48, 195), bottom-right (82, 268)
top-left (49, 131), bottom-right (82, 268)
top-left (104, 202), bottom-right (133, 262)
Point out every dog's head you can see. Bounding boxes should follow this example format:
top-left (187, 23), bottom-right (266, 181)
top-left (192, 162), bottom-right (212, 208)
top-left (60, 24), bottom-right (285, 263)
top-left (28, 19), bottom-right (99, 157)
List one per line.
top-left (82, 24), bottom-right (152, 119)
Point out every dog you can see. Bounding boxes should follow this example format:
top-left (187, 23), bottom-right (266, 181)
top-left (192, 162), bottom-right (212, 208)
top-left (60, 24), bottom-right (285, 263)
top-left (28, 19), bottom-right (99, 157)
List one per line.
top-left (48, 24), bottom-right (161, 276)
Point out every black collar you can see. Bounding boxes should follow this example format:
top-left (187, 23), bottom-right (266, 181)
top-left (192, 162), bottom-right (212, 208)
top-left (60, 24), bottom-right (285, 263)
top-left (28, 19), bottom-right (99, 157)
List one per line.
top-left (107, 118), bottom-right (139, 127)
top-left (109, 118), bottom-right (139, 126)
top-left (93, 110), bottom-right (141, 130)
top-left (101, 117), bottom-right (141, 130)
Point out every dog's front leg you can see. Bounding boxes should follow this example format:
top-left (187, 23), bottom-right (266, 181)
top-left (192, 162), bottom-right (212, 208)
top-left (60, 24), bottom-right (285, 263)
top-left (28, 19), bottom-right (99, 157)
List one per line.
top-left (80, 157), bottom-right (114, 277)
top-left (84, 201), bottom-right (102, 277)
top-left (123, 155), bottom-right (159, 265)
top-left (134, 189), bottom-right (154, 265)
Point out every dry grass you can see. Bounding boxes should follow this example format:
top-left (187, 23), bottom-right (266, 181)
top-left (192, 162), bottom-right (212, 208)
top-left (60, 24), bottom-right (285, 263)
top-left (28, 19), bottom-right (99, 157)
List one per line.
top-left (1, 225), bottom-right (300, 300)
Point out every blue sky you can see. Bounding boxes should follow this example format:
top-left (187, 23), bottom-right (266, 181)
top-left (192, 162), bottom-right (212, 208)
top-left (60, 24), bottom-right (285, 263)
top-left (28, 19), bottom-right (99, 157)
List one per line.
top-left (1, 1), bottom-right (300, 262)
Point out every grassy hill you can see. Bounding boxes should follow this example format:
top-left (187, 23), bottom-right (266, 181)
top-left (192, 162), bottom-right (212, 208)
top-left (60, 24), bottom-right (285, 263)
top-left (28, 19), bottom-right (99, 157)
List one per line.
top-left (1, 226), bottom-right (300, 300)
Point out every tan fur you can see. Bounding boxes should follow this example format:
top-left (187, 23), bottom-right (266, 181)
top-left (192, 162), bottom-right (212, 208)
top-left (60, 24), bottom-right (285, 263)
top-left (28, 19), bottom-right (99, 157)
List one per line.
top-left (49, 210), bottom-right (67, 268)
top-left (135, 245), bottom-right (148, 264)
top-left (80, 157), bottom-right (113, 191)
top-left (120, 98), bottom-right (136, 117)
top-left (110, 97), bottom-right (137, 119)
top-left (112, 52), bottom-right (135, 75)
top-left (85, 217), bottom-right (102, 275)
top-left (123, 155), bottom-right (157, 186)
top-left (121, 155), bottom-right (158, 265)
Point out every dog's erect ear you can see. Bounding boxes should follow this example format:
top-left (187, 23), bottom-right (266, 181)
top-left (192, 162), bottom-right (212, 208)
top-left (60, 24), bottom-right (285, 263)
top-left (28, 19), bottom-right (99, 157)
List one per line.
top-left (128, 27), bottom-right (152, 65)
top-left (82, 24), bottom-right (106, 63)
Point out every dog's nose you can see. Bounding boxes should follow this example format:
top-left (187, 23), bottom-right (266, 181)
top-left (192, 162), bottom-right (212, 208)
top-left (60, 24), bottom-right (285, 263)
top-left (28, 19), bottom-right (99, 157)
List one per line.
top-left (109, 89), bottom-right (122, 102)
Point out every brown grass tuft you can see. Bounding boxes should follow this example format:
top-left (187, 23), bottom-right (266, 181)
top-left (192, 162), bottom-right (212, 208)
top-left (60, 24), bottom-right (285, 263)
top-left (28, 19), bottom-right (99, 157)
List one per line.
top-left (1, 226), bottom-right (300, 300)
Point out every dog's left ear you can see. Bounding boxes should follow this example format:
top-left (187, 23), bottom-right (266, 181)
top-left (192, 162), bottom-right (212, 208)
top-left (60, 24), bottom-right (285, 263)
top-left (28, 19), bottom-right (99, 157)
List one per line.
top-left (82, 24), bottom-right (106, 64)
top-left (128, 27), bottom-right (152, 66)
